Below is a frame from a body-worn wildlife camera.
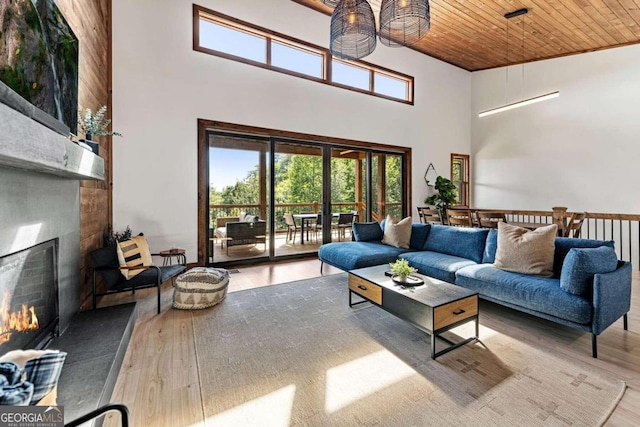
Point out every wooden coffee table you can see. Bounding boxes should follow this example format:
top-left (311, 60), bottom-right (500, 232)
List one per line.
top-left (348, 264), bottom-right (479, 359)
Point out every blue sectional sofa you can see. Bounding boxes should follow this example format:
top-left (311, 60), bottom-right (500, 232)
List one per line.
top-left (319, 223), bottom-right (632, 357)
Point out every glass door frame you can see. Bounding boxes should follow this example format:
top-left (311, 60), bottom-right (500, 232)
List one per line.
top-left (198, 120), bottom-right (412, 267)
top-left (207, 130), bottom-right (271, 266)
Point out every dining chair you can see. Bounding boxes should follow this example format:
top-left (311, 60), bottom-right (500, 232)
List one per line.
top-left (332, 213), bottom-right (354, 241)
top-left (446, 208), bottom-right (474, 227)
top-left (565, 212), bottom-right (587, 238)
top-left (417, 206), bottom-right (443, 225)
top-left (477, 211), bottom-right (507, 229)
top-left (311, 213), bottom-right (323, 243)
top-left (284, 213), bottom-right (298, 244)
top-left (300, 211), bottom-right (315, 241)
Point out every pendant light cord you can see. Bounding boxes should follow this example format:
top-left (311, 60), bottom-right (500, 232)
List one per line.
top-left (505, 20), bottom-right (509, 104)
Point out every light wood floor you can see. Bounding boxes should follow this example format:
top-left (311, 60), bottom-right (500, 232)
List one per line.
top-left (101, 260), bottom-right (639, 427)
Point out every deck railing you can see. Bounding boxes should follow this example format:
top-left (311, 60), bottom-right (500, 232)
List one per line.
top-left (473, 208), bottom-right (640, 270)
top-left (210, 202), bottom-right (402, 232)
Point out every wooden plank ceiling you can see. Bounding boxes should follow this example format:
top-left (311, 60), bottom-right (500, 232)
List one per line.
top-left (292, 0), bottom-right (640, 71)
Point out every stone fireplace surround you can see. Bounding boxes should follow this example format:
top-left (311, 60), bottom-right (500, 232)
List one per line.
top-left (0, 102), bottom-right (134, 425)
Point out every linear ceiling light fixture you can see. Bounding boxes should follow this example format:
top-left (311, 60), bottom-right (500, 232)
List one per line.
top-left (478, 8), bottom-right (559, 118)
top-left (478, 91), bottom-right (560, 118)
top-left (324, 0), bottom-right (431, 60)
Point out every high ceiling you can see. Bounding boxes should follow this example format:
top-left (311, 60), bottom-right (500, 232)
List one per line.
top-left (292, 0), bottom-right (640, 71)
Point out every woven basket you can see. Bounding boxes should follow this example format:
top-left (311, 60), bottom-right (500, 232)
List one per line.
top-left (173, 267), bottom-right (229, 310)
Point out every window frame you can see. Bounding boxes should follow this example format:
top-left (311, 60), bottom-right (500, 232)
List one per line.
top-left (193, 4), bottom-right (414, 105)
top-left (450, 153), bottom-right (470, 208)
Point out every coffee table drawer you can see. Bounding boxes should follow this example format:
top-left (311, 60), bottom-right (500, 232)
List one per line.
top-left (349, 275), bottom-right (382, 305)
top-left (434, 295), bottom-right (478, 330)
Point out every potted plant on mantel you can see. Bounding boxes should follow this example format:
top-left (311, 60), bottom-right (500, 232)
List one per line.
top-left (78, 105), bottom-right (122, 155)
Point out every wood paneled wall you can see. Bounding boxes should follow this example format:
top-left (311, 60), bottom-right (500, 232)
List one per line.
top-left (58, 0), bottom-right (112, 308)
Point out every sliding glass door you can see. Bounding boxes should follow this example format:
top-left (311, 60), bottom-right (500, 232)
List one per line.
top-left (273, 141), bottom-right (323, 257)
top-left (205, 130), bottom-right (407, 266)
top-left (208, 133), bottom-right (270, 264)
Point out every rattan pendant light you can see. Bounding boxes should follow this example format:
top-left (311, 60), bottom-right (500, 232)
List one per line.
top-left (321, 0), bottom-right (341, 6)
top-left (329, 0), bottom-right (377, 60)
top-left (379, 0), bottom-right (431, 47)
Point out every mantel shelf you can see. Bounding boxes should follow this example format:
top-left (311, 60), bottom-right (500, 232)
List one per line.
top-left (0, 102), bottom-right (105, 181)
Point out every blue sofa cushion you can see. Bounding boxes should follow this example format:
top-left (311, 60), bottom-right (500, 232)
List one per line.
top-left (409, 223), bottom-right (430, 250)
top-left (423, 225), bottom-right (489, 263)
top-left (319, 242), bottom-right (410, 271)
top-left (483, 229), bottom-right (498, 263)
top-left (400, 251), bottom-right (477, 283)
top-left (553, 238), bottom-right (615, 277)
top-left (352, 222), bottom-right (383, 242)
top-left (560, 246), bottom-right (619, 296)
top-left (455, 264), bottom-right (592, 324)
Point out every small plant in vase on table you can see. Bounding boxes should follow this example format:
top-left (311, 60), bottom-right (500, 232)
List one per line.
top-left (389, 258), bottom-right (417, 283)
top-left (78, 105), bottom-right (122, 155)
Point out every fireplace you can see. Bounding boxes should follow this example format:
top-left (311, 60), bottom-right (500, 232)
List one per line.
top-left (0, 239), bottom-right (59, 352)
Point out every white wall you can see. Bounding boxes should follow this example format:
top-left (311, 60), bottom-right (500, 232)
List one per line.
top-left (471, 44), bottom-right (640, 213)
top-left (112, 0), bottom-right (471, 260)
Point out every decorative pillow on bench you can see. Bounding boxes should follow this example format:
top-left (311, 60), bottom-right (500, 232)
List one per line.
top-left (494, 222), bottom-right (557, 277)
top-left (560, 246), bottom-right (619, 295)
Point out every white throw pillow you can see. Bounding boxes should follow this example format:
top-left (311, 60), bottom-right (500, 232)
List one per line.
top-left (381, 215), bottom-right (412, 249)
top-left (494, 222), bottom-right (557, 277)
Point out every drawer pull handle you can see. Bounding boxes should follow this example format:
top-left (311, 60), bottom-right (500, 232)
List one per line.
top-left (357, 285), bottom-right (367, 291)
top-left (452, 309), bottom-right (466, 315)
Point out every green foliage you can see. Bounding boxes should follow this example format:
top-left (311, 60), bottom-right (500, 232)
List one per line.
top-left (24, 4), bottom-right (42, 33)
top-left (0, 65), bottom-right (31, 100)
top-left (425, 176), bottom-right (457, 218)
top-left (103, 225), bottom-right (132, 246)
top-left (78, 105), bottom-right (122, 138)
top-left (61, 37), bottom-right (78, 72)
top-left (209, 151), bottom-right (404, 229)
top-left (390, 258), bottom-right (417, 278)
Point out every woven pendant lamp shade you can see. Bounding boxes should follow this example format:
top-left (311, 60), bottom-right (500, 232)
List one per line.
top-left (379, 0), bottom-right (430, 47)
top-left (330, 0), bottom-right (377, 60)
top-left (321, 0), bottom-right (341, 7)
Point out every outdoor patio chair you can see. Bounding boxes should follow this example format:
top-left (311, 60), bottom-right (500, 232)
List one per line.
top-left (284, 213), bottom-right (299, 244)
top-left (226, 220), bottom-right (267, 254)
top-left (332, 213), bottom-right (354, 241)
top-left (311, 213), bottom-right (323, 242)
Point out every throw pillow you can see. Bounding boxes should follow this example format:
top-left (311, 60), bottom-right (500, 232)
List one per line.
top-left (116, 235), bottom-right (153, 279)
top-left (409, 223), bottom-right (430, 250)
top-left (381, 215), bottom-right (412, 249)
top-left (560, 246), bottom-right (619, 295)
top-left (494, 222), bottom-right (557, 277)
top-left (352, 222), bottom-right (383, 242)
top-left (0, 349), bottom-right (58, 369)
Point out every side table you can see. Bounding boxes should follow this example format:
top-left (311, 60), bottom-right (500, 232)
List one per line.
top-left (158, 248), bottom-right (186, 266)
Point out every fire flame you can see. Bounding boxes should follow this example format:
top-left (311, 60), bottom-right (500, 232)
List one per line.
top-left (0, 291), bottom-right (39, 345)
